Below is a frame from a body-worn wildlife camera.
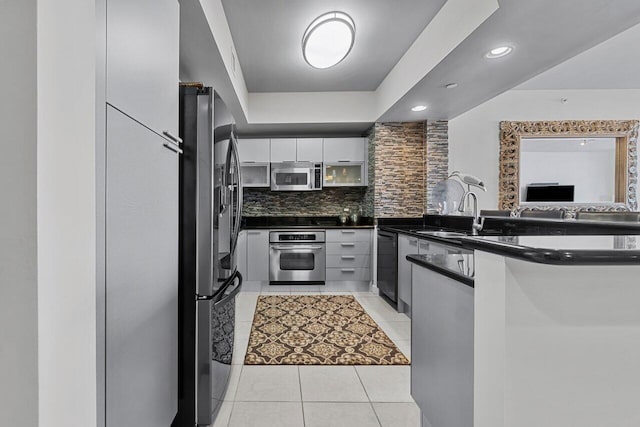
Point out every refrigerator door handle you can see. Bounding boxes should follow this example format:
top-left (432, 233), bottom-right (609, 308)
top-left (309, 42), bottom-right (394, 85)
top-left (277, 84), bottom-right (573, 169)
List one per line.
top-left (230, 133), bottom-right (243, 255)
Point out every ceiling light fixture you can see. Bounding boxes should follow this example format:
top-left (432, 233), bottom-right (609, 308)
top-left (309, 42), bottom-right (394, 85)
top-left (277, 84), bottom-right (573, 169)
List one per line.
top-left (445, 83), bottom-right (458, 89)
top-left (302, 11), bottom-right (355, 69)
top-left (485, 45), bottom-right (513, 59)
top-left (411, 105), bottom-right (427, 112)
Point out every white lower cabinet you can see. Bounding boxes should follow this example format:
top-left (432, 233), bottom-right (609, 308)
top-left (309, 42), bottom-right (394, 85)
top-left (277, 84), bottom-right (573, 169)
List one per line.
top-left (398, 234), bottom-right (419, 315)
top-left (246, 230), bottom-right (269, 282)
top-left (326, 229), bottom-right (372, 286)
top-left (411, 265), bottom-right (474, 427)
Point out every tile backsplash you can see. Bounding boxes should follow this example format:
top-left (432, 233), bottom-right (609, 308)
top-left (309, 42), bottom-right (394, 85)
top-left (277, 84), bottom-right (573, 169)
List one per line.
top-left (243, 187), bottom-right (368, 217)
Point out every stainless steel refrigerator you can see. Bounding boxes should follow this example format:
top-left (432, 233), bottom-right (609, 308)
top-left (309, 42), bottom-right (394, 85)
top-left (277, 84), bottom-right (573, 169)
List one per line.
top-left (174, 85), bottom-right (243, 427)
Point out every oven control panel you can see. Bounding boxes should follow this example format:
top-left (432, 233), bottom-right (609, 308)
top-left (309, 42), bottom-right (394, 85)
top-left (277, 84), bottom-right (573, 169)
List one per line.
top-left (279, 234), bottom-right (316, 241)
top-left (269, 230), bottom-right (326, 243)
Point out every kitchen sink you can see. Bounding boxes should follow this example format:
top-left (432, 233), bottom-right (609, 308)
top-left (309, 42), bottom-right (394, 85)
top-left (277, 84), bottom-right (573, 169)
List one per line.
top-left (413, 230), bottom-right (467, 238)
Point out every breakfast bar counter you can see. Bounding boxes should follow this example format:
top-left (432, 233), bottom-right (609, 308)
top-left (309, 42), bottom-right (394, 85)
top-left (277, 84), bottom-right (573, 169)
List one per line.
top-left (461, 235), bottom-right (640, 427)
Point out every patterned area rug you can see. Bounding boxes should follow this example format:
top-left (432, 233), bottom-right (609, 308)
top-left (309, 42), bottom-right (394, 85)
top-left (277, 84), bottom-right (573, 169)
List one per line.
top-left (244, 294), bottom-right (410, 365)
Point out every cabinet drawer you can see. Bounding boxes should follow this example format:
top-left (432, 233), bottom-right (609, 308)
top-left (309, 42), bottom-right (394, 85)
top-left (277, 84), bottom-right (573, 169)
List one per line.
top-left (327, 254), bottom-right (371, 268)
top-left (326, 242), bottom-right (371, 255)
top-left (327, 267), bottom-right (371, 282)
top-left (326, 229), bottom-right (371, 242)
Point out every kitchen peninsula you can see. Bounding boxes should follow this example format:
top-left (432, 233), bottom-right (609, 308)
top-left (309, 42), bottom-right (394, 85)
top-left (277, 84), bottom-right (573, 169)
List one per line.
top-left (407, 230), bottom-right (640, 427)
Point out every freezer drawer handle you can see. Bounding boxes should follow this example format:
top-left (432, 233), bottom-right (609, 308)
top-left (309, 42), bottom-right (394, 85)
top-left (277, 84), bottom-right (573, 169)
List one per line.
top-left (341, 230), bottom-right (356, 234)
top-left (162, 142), bottom-right (183, 154)
top-left (214, 271), bottom-right (243, 308)
top-left (341, 269), bottom-right (356, 273)
top-left (341, 256), bottom-right (355, 260)
top-left (340, 243), bottom-right (355, 247)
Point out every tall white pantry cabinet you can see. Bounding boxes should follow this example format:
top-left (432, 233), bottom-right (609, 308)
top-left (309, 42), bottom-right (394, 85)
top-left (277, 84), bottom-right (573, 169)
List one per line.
top-left (102, 0), bottom-right (180, 426)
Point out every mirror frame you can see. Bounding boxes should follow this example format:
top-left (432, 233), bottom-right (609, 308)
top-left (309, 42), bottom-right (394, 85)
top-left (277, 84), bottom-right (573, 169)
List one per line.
top-left (499, 120), bottom-right (638, 213)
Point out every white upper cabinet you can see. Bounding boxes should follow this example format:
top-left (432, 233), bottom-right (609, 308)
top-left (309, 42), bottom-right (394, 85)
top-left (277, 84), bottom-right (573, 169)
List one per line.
top-left (270, 138), bottom-right (297, 163)
top-left (106, 0), bottom-right (179, 135)
top-left (238, 139), bottom-right (270, 163)
top-left (296, 138), bottom-right (323, 163)
top-left (323, 138), bottom-right (366, 163)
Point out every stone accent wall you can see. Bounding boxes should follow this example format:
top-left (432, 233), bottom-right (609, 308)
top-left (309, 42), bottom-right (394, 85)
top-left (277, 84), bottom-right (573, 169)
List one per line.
top-left (243, 187), bottom-right (368, 217)
top-left (373, 122), bottom-right (426, 217)
top-left (425, 120), bottom-right (449, 213)
top-left (362, 127), bottom-right (376, 217)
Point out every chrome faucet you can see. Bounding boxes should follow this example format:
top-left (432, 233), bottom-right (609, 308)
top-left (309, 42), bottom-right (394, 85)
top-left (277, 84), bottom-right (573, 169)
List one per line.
top-left (459, 191), bottom-right (484, 235)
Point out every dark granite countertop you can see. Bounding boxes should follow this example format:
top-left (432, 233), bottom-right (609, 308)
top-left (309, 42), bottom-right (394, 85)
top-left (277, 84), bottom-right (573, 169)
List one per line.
top-left (406, 253), bottom-right (474, 287)
top-left (462, 235), bottom-right (640, 265)
top-left (378, 225), bottom-right (469, 247)
top-left (242, 216), bottom-right (375, 229)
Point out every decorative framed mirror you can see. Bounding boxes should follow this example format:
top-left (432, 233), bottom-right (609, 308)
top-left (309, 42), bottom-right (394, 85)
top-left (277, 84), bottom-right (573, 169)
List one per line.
top-left (499, 120), bottom-right (638, 215)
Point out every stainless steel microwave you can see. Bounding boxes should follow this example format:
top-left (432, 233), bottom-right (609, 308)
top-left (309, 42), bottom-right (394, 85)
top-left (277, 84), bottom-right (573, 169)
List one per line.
top-left (270, 162), bottom-right (322, 191)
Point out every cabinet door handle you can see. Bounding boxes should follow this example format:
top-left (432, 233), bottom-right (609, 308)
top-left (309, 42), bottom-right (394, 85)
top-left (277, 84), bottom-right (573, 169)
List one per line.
top-left (341, 269), bottom-right (356, 273)
top-left (162, 130), bottom-right (183, 146)
top-left (243, 160), bottom-right (256, 164)
top-left (162, 142), bottom-right (182, 154)
top-left (340, 243), bottom-right (355, 247)
top-left (341, 230), bottom-right (356, 234)
top-left (337, 160), bottom-right (350, 163)
top-left (341, 256), bottom-right (355, 260)
top-left (247, 231), bottom-right (262, 235)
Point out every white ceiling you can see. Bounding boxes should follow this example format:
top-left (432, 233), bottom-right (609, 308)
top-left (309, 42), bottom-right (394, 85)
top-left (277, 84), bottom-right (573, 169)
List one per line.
top-left (183, 0), bottom-right (640, 136)
top-left (379, 0), bottom-right (640, 122)
top-left (220, 0), bottom-right (447, 92)
top-left (516, 22), bottom-right (640, 90)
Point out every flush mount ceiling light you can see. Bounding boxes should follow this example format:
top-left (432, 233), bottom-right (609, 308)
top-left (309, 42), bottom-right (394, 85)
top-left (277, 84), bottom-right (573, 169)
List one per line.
top-left (445, 83), bottom-right (458, 89)
top-left (485, 45), bottom-right (513, 59)
top-left (411, 105), bottom-right (428, 112)
top-left (303, 11), bottom-right (355, 69)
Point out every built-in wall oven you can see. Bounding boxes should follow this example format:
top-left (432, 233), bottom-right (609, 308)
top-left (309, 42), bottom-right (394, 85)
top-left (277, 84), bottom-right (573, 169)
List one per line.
top-left (269, 231), bottom-right (326, 284)
top-left (270, 162), bottom-right (323, 191)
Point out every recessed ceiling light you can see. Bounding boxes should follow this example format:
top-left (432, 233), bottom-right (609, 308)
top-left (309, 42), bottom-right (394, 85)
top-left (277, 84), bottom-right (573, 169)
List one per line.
top-left (411, 105), bottom-right (427, 112)
top-left (485, 45), bottom-right (513, 59)
top-left (303, 11), bottom-right (355, 69)
top-left (445, 83), bottom-right (458, 89)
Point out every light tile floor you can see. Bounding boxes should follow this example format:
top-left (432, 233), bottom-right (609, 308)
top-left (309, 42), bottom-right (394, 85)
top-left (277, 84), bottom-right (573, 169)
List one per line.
top-left (214, 288), bottom-right (420, 427)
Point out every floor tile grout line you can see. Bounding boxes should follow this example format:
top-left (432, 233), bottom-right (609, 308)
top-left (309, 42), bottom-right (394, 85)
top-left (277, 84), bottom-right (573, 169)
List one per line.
top-left (225, 400), bottom-right (235, 427)
top-left (298, 366), bottom-right (307, 427)
top-left (369, 401), bottom-right (384, 427)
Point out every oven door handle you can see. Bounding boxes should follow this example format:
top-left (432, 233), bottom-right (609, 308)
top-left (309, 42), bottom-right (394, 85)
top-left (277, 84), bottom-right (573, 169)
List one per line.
top-left (271, 245), bottom-right (324, 250)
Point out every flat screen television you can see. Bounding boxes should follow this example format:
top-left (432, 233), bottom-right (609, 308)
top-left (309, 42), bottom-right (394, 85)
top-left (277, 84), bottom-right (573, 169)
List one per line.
top-left (525, 185), bottom-right (575, 202)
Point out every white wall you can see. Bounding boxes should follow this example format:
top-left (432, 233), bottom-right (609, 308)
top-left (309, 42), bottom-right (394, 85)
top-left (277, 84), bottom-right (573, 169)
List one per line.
top-left (449, 89), bottom-right (640, 210)
top-left (37, 0), bottom-right (97, 425)
top-left (0, 1), bottom-right (39, 425)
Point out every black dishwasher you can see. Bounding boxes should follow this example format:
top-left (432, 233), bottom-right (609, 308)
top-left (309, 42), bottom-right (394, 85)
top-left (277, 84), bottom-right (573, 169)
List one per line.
top-left (377, 230), bottom-right (398, 306)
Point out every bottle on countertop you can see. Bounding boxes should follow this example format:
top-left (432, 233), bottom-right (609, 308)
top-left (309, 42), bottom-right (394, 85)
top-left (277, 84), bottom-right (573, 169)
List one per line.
top-left (350, 206), bottom-right (362, 225)
top-left (339, 207), bottom-right (350, 225)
